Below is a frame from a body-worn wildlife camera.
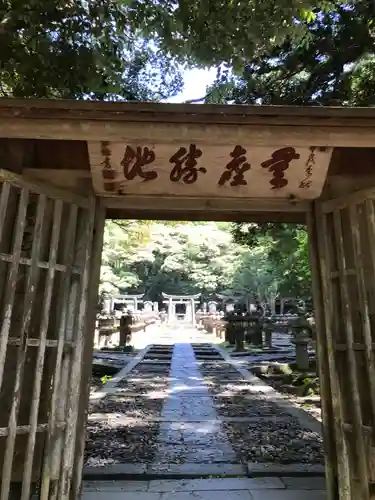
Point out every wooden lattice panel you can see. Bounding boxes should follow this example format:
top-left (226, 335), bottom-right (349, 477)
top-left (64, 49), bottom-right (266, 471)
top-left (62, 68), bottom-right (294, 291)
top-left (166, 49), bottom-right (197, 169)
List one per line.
top-left (314, 186), bottom-right (375, 500)
top-left (0, 170), bottom-right (95, 500)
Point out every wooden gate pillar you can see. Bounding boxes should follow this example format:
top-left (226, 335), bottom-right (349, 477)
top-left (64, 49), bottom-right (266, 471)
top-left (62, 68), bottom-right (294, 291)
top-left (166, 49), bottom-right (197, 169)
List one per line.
top-left (309, 184), bottom-right (375, 499)
top-left (307, 209), bottom-right (339, 500)
top-left (72, 199), bottom-right (106, 499)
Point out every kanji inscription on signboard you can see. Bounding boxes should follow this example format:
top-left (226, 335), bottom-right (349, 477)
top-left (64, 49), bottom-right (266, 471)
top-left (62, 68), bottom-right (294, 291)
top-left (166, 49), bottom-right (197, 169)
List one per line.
top-left (89, 142), bottom-right (332, 200)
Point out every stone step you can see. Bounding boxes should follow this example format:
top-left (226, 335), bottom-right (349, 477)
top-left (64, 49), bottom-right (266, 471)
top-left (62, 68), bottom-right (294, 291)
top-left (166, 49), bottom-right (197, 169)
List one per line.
top-left (83, 463), bottom-right (247, 480)
top-left (247, 463), bottom-right (326, 477)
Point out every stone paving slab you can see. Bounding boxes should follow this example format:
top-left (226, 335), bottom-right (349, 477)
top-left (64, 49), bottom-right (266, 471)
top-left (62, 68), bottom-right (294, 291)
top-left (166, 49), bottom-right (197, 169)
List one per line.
top-left (84, 463), bottom-right (247, 479)
top-left (88, 416), bottom-right (284, 424)
top-left (146, 463), bottom-right (246, 477)
top-left (247, 463), bottom-right (326, 477)
top-left (157, 428), bottom-right (230, 446)
top-left (281, 477), bottom-right (326, 490)
top-left (83, 480), bottom-right (149, 491)
top-left (82, 493), bottom-right (160, 500)
top-left (81, 486), bottom-right (326, 500)
top-left (82, 491), bottom-right (253, 500)
top-left (83, 464), bottom-right (147, 478)
top-left (160, 492), bottom-right (253, 500)
top-left (155, 444), bottom-right (236, 463)
top-left (250, 491), bottom-right (326, 500)
top-left (154, 344), bottom-right (237, 466)
top-left (147, 477), bottom-right (285, 492)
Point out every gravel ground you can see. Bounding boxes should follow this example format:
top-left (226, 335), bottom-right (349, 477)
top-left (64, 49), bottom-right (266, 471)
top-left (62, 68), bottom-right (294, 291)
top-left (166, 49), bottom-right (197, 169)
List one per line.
top-left (198, 351), bottom-right (324, 466)
top-left (85, 350), bottom-right (172, 466)
top-left (115, 375), bottom-right (171, 394)
top-left (84, 420), bottom-right (160, 465)
top-left (206, 382), bottom-right (262, 396)
top-left (213, 395), bottom-right (291, 418)
top-left (90, 394), bottom-right (164, 418)
top-left (223, 419), bottom-right (324, 464)
top-left (278, 394), bottom-right (322, 422)
top-left (199, 362), bottom-right (240, 376)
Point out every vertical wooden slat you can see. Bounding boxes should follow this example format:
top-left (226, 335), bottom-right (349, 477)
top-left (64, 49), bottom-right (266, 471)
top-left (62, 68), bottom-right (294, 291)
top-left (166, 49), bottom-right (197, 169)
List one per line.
top-left (58, 199), bottom-right (96, 500)
top-left (0, 193), bottom-right (47, 500)
top-left (316, 205), bottom-right (352, 499)
top-left (72, 200), bottom-right (106, 500)
top-left (0, 187), bottom-right (29, 393)
top-left (349, 204), bottom-right (375, 429)
top-left (364, 199), bottom-right (375, 327)
top-left (0, 181), bottom-right (11, 241)
top-left (332, 208), bottom-right (369, 499)
top-left (306, 208), bottom-right (337, 500)
top-left (39, 204), bottom-right (79, 500)
top-left (20, 199), bottom-right (63, 500)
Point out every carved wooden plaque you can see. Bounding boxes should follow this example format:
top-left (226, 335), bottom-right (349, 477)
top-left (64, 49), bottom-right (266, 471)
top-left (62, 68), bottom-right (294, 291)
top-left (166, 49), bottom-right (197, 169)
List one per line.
top-left (89, 141), bottom-right (333, 200)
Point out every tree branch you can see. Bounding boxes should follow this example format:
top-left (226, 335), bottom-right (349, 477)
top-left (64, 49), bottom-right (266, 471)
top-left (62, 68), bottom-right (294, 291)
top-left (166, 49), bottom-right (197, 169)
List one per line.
top-left (184, 90), bottom-right (214, 104)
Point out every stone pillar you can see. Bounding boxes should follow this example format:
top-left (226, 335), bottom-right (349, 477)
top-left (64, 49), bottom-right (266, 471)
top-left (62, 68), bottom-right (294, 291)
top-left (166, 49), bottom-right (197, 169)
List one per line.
top-left (191, 298), bottom-right (196, 326)
top-left (234, 318), bottom-right (245, 352)
top-left (153, 301), bottom-right (159, 312)
top-left (185, 301), bottom-right (192, 323)
top-left (280, 298), bottom-right (285, 315)
top-left (103, 298), bottom-right (111, 314)
top-left (270, 299), bottom-right (276, 316)
top-left (168, 297), bottom-right (173, 324)
top-left (225, 314), bottom-right (236, 345)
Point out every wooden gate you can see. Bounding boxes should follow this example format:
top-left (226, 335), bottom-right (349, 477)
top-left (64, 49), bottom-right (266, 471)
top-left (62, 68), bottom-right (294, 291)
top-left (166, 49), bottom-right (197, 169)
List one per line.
top-left (309, 187), bottom-right (375, 500)
top-left (0, 170), bottom-right (104, 500)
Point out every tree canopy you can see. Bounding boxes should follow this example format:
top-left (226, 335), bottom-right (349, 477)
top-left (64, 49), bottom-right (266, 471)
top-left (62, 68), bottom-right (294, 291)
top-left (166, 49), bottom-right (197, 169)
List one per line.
top-left (232, 223), bottom-right (311, 298)
top-left (0, 0), bottom-right (349, 99)
top-left (206, 1), bottom-right (375, 106)
top-left (0, 0), bottom-right (182, 99)
top-left (100, 220), bottom-right (310, 303)
top-left (101, 221), bottom-right (288, 300)
top-left (3, 0), bottom-right (373, 308)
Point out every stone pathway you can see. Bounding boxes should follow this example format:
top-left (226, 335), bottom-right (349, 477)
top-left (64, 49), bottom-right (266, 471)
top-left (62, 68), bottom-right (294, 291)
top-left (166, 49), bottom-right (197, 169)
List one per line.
top-left (82, 326), bottom-right (326, 499)
top-left (154, 343), bottom-right (236, 465)
top-left (82, 476), bottom-right (326, 499)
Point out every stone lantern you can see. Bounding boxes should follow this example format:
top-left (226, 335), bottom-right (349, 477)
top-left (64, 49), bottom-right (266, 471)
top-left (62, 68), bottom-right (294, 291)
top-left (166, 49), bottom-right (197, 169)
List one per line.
top-left (290, 315), bottom-right (310, 371)
top-left (263, 316), bottom-right (273, 348)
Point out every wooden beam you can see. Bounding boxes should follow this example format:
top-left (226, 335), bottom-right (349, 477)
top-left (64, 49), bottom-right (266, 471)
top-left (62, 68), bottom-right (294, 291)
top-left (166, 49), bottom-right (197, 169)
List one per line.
top-left (104, 195), bottom-right (308, 222)
top-left (106, 209), bottom-right (307, 223)
top-left (2, 98), bottom-right (375, 124)
top-left (1, 119), bottom-right (375, 147)
top-left (104, 195), bottom-right (309, 213)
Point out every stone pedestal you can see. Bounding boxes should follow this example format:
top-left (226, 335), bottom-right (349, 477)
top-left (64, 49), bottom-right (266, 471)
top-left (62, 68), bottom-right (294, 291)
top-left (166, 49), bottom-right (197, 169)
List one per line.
top-left (119, 314), bottom-right (132, 347)
top-left (295, 341), bottom-right (310, 371)
top-left (263, 318), bottom-right (273, 348)
top-left (291, 316), bottom-right (310, 371)
top-left (234, 323), bottom-right (245, 352)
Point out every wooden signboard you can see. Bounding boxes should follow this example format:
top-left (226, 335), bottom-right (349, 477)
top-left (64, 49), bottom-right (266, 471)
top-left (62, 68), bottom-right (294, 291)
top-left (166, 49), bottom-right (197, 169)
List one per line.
top-left (89, 141), bottom-right (333, 200)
